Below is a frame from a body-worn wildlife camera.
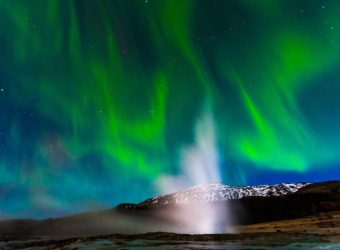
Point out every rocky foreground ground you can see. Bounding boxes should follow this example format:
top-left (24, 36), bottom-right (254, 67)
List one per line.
top-left (0, 213), bottom-right (340, 249)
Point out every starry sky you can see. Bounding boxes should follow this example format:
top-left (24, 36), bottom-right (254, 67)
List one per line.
top-left (1, 0), bottom-right (340, 219)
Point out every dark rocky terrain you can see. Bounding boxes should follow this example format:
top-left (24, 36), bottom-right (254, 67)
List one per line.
top-left (1, 230), bottom-right (340, 249)
top-left (0, 180), bottom-right (339, 248)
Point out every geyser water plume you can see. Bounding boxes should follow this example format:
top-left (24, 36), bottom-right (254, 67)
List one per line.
top-left (180, 108), bottom-right (221, 186)
top-left (157, 106), bottom-right (233, 233)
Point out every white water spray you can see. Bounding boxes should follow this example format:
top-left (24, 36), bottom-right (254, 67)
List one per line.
top-left (157, 107), bottom-right (232, 233)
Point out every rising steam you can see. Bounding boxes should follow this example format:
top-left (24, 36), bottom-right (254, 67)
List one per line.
top-left (157, 106), bottom-right (232, 233)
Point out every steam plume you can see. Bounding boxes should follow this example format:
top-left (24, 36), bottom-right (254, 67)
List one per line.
top-left (157, 106), bottom-right (231, 233)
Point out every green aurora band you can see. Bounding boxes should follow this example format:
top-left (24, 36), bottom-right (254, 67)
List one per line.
top-left (0, 0), bottom-right (340, 218)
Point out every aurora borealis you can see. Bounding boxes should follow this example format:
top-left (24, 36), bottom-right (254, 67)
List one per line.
top-left (1, 0), bottom-right (340, 219)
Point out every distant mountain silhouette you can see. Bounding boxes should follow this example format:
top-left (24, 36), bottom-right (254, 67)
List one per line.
top-left (0, 181), bottom-right (339, 240)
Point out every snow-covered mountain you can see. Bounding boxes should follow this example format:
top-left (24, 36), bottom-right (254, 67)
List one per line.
top-left (139, 182), bottom-right (311, 206)
top-left (0, 181), bottom-right (338, 240)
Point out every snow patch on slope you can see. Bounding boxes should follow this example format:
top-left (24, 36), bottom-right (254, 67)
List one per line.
top-left (141, 182), bottom-right (310, 206)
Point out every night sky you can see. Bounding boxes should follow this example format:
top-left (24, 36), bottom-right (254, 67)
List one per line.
top-left (1, 0), bottom-right (340, 219)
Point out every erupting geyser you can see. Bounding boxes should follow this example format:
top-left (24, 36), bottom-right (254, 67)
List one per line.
top-left (156, 106), bottom-right (228, 233)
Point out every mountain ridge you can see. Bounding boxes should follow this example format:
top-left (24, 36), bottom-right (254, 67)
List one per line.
top-left (136, 182), bottom-right (311, 207)
top-left (0, 180), bottom-right (339, 240)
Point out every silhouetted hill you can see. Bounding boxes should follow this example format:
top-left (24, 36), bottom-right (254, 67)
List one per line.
top-left (0, 181), bottom-right (339, 240)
